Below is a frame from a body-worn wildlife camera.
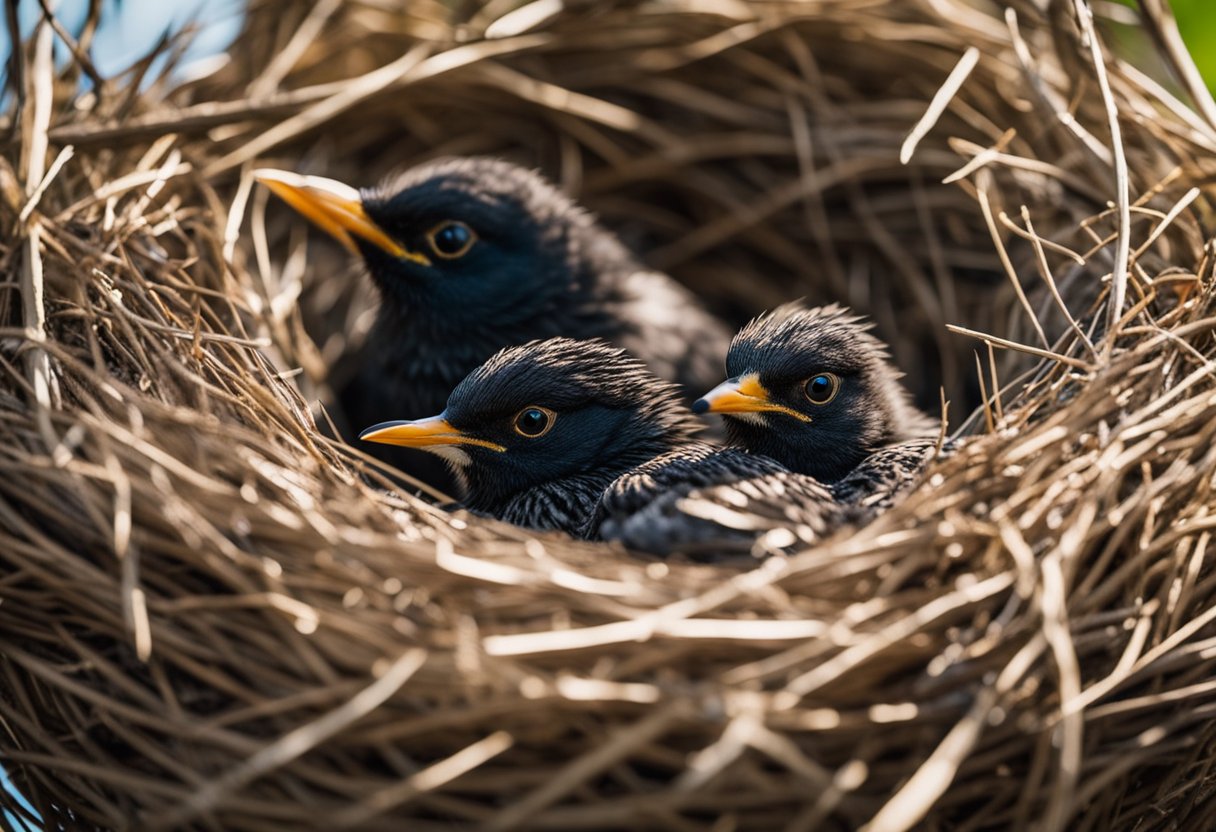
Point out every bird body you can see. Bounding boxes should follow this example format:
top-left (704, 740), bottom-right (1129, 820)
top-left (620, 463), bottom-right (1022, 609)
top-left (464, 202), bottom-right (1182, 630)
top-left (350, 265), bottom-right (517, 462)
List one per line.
top-left (695, 302), bottom-right (943, 513)
top-left (589, 443), bottom-right (842, 557)
top-left (829, 436), bottom-right (948, 511)
top-left (257, 159), bottom-right (731, 491)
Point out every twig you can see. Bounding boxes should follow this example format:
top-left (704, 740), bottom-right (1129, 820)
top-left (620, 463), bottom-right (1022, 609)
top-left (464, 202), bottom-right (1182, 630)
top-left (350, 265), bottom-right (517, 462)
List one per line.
top-left (246, 0), bottom-right (343, 100)
top-left (333, 732), bottom-right (514, 826)
top-left (863, 688), bottom-right (998, 832)
top-left (1072, 0), bottom-right (1131, 345)
top-left (975, 350), bottom-right (995, 434)
top-left (148, 649), bottom-right (428, 829)
top-left (1017, 205), bottom-right (1098, 360)
top-left (901, 47), bottom-right (980, 164)
top-left (21, 0), bottom-right (58, 437)
top-left (976, 174), bottom-right (1050, 349)
top-left (46, 79), bottom-right (357, 146)
top-left (948, 324), bottom-right (1093, 370)
top-left (18, 143), bottom-right (72, 223)
top-left (204, 36), bottom-right (551, 178)
top-left (35, 0), bottom-right (105, 92)
top-left (485, 704), bottom-right (687, 831)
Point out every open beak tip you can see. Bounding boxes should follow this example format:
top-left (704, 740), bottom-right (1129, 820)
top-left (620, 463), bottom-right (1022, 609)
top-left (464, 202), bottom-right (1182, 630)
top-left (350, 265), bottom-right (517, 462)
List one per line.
top-left (251, 168), bottom-right (361, 199)
top-left (251, 168), bottom-right (284, 184)
top-left (251, 170), bottom-right (425, 263)
top-left (359, 420), bottom-right (410, 441)
top-left (697, 378), bottom-right (763, 414)
top-left (356, 418), bottom-right (507, 453)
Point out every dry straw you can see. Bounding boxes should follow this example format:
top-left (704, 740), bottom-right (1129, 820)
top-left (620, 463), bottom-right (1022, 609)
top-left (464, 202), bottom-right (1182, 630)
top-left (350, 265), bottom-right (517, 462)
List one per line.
top-left (3, 0), bottom-right (1216, 829)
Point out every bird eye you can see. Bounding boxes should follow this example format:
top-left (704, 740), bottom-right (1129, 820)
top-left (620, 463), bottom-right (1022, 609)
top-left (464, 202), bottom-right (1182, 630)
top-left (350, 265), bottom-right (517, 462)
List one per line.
top-left (426, 220), bottom-right (477, 259)
top-left (513, 406), bottom-right (555, 438)
top-left (803, 373), bottom-right (840, 405)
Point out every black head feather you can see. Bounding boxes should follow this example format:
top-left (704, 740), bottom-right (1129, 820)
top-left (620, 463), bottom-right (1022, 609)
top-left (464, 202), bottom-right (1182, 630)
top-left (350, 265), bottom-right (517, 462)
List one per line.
top-left (359, 157), bottom-right (625, 351)
top-left (716, 301), bottom-right (936, 481)
top-left (348, 157), bottom-right (733, 429)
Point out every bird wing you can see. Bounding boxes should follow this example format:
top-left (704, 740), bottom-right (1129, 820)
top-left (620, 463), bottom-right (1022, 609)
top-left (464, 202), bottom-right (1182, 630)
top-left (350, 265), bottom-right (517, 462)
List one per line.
top-left (831, 437), bottom-right (955, 513)
top-left (590, 446), bottom-right (844, 559)
top-left (489, 474), bottom-right (611, 537)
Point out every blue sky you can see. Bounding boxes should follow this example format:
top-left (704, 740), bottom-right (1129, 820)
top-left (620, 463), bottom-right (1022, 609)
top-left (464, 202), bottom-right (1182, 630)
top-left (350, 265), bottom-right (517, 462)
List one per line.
top-left (3, 766), bottom-right (39, 830)
top-left (2, 0), bottom-right (244, 84)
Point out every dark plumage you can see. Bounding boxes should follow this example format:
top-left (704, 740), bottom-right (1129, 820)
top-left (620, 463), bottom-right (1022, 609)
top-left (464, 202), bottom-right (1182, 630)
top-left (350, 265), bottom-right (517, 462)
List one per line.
top-left (830, 437), bottom-right (945, 511)
top-left (695, 302), bottom-right (942, 509)
top-left (359, 337), bottom-right (844, 555)
top-left (359, 338), bottom-right (702, 535)
top-left (257, 159), bottom-right (731, 490)
top-left (588, 444), bottom-right (844, 557)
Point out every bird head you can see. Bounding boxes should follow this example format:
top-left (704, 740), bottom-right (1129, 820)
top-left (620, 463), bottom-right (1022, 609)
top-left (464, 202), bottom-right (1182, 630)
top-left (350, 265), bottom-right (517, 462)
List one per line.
top-left (693, 302), bottom-right (933, 481)
top-left (359, 338), bottom-right (701, 510)
top-left (255, 158), bottom-right (607, 342)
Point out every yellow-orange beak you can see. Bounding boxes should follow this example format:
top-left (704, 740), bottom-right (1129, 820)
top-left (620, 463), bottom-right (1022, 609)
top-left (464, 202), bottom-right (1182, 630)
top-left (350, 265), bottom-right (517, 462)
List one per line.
top-left (253, 169), bottom-right (430, 265)
top-left (692, 373), bottom-right (811, 422)
top-left (359, 416), bottom-right (506, 452)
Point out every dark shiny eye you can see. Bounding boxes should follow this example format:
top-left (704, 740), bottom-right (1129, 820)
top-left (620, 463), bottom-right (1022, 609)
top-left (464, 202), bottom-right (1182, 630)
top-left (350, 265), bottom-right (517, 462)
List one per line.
top-left (513, 406), bottom-right (555, 438)
top-left (426, 220), bottom-right (477, 259)
top-left (803, 373), bottom-right (840, 405)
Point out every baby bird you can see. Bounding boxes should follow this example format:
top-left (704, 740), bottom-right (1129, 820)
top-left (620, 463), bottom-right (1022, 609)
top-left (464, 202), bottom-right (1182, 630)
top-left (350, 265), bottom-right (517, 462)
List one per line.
top-left (358, 338), bottom-right (702, 535)
top-left (694, 302), bottom-right (942, 509)
top-left (257, 158), bottom-right (731, 488)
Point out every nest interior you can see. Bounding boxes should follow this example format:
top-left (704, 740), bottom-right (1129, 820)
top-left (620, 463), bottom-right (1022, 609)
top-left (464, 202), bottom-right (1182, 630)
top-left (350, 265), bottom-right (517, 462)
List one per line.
top-left (3, 0), bottom-right (1216, 829)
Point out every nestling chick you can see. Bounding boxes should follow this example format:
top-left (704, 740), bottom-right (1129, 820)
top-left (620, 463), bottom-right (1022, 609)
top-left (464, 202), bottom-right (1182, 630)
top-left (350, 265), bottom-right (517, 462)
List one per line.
top-left (695, 302), bottom-right (941, 507)
top-left (359, 338), bottom-right (702, 535)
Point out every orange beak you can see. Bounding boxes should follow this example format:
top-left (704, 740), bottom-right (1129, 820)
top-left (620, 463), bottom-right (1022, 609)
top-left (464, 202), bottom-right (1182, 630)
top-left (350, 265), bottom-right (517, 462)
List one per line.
top-left (359, 416), bottom-right (506, 452)
top-left (693, 373), bottom-right (811, 422)
top-left (253, 169), bottom-right (430, 265)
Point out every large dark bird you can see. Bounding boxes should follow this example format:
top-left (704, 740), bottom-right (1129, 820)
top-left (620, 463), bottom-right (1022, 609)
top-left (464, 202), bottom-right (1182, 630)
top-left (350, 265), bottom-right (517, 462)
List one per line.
top-left (694, 302), bottom-right (943, 510)
top-left (256, 159), bottom-right (731, 490)
top-left (358, 338), bottom-right (702, 535)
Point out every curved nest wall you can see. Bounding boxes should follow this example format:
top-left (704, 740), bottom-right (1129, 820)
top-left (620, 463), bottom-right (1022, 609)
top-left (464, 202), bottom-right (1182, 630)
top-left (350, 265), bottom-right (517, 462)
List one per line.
top-left (3, 0), bottom-right (1216, 829)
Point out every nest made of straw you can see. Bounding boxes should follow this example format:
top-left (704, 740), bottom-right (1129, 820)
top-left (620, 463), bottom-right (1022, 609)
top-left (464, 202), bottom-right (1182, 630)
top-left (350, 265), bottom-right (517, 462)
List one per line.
top-left (3, 0), bottom-right (1216, 829)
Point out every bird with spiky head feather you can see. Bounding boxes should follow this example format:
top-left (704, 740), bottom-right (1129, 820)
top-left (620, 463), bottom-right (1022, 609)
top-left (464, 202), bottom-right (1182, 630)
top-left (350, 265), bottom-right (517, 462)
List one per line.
top-left (256, 158), bottom-right (731, 490)
top-left (359, 338), bottom-right (705, 535)
top-left (694, 302), bottom-right (944, 511)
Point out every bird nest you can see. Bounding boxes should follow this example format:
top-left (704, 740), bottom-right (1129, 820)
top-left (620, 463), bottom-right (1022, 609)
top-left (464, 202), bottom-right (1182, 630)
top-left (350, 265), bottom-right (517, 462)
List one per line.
top-left (3, 0), bottom-right (1216, 828)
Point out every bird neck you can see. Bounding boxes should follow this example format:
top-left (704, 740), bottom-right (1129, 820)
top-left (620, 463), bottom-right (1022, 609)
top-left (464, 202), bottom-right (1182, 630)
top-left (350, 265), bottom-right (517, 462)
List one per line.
top-left (723, 396), bottom-right (938, 482)
top-left (884, 397), bottom-right (940, 445)
top-left (464, 428), bottom-right (686, 534)
top-left (364, 262), bottom-right (632, 418)
top-left (867, 367), bottom-right (941, 446)
top-left (473, 472), bottom-right (618, 536)
top-left (724, 421), bottom-right (865, 483)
